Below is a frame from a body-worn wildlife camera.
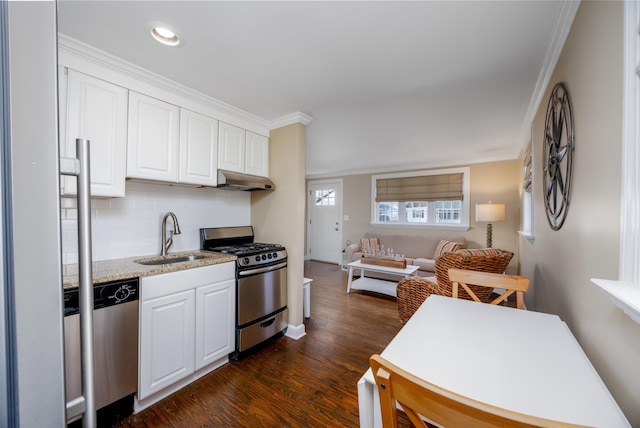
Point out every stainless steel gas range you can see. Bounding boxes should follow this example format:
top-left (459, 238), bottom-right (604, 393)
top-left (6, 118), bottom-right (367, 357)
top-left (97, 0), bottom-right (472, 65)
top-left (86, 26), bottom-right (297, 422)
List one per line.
top-left (200, 226), bottom-right (287, 360)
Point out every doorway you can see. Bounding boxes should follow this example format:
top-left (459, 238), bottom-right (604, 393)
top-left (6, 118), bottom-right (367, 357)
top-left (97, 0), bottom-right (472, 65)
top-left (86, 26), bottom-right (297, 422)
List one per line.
top-left (307, 179), bottom-right (343, 264)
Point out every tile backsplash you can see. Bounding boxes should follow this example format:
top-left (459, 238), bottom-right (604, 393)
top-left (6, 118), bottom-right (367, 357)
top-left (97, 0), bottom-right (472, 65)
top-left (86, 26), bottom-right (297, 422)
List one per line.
top-left (61, 181), bottom-right (250, 265)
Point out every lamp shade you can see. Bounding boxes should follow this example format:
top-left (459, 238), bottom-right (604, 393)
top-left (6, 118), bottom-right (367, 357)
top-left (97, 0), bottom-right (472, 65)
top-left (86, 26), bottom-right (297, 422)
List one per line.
top-left (475, 203), bottom-right (506, 222)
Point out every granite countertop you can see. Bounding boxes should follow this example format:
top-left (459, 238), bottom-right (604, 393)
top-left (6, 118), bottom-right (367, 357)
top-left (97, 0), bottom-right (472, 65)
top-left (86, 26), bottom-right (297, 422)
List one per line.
top-left (62, 250), bottom-right (236, 289)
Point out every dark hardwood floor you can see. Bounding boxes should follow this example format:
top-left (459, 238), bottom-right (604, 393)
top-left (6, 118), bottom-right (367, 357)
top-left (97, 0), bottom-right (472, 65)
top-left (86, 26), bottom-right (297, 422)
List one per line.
top-left (113, 260), bottom-right (404, 427)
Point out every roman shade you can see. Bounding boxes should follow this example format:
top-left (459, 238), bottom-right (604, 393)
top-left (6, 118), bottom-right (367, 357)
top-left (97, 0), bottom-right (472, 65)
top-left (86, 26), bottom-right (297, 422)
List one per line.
top-left (523, 141), bottom-right (532, 192)
top-left (376, 173), bottom-right (463, 202)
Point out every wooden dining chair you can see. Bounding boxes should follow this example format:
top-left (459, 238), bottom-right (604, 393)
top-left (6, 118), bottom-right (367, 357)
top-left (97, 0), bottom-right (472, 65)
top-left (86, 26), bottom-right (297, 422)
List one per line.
top-left (369, 354), bottom-right (587, 428)
top-left (448, 268), bottom-right (530, 309)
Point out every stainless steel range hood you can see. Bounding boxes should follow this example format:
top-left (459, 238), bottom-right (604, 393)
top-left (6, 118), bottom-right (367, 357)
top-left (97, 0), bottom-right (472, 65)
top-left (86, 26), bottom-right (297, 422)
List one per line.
top-left (216, 169), bottom-right (275, 191)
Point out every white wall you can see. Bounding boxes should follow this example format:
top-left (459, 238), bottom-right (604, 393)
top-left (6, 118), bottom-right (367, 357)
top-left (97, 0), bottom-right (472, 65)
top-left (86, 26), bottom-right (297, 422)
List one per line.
top-left (519, 2), bottom-right (640, 424)
top-left (61, 181), bottom-right (250, 264)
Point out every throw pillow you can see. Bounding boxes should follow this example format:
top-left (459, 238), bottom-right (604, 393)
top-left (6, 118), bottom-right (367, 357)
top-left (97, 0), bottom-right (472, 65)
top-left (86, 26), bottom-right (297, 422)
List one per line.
top-left (434, 239), bottom-right (463, 258)
top-left (360, 237), bottom-right (379, 254)
top-left (455, 248), bottom-right (503, 257)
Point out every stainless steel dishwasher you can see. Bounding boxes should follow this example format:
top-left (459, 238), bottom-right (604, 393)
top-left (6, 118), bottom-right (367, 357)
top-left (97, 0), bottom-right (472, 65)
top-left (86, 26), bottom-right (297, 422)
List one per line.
top-left (63, 277), bottom-right (139, 424)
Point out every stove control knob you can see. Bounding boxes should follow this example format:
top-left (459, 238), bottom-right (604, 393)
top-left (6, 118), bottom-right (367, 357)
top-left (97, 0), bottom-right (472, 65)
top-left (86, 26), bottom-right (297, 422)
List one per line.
top-left (255, 256), bottom-right (261, 262)
top-left (242, 257), bottom-right (250, 265)
top-left (267, 253), bottom-right (273, 259)
top-left (261, 254), bottom-right (267, 260)
top-left (272, 252), bottom-right (278, 259)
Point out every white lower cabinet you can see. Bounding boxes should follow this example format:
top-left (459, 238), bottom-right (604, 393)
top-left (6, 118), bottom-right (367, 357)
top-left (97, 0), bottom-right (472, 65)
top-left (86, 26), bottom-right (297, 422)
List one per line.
top-left (137, 262), bottom-right (235, 407)
top-left (195, 279), bottom-right (235, 370)
top-left (139, 290), bottom-right (195, 400)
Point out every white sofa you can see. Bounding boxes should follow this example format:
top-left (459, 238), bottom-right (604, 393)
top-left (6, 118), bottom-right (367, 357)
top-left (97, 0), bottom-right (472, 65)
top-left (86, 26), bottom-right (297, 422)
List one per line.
top-left (346, 232), bottom-right (467, 278)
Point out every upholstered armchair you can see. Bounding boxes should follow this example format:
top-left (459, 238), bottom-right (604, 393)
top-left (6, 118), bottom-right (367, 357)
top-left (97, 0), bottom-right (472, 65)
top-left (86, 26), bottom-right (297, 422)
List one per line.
top-left (396, 249), bottom-right (514, 323)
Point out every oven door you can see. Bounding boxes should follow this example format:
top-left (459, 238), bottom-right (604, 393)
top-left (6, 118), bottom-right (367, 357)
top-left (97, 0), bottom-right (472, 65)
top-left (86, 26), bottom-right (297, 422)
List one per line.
top-left (237, 262), bottom-right (287, 326)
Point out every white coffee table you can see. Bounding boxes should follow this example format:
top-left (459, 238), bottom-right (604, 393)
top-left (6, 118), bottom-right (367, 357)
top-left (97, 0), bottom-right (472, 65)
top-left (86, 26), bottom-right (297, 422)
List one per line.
top-left (346, 260), bottom-right (419, 298)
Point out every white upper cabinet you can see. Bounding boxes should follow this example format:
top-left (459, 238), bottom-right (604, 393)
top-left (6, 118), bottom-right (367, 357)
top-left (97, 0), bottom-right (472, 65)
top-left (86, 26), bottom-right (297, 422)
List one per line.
top-left (218, 122), bottom-right (269, 177)
top-left (59, 38), bottom-right (273, 189)
top-left (217, 122), bottom-right (246, 174)
top-left (245, 131), bottom-right (269, 177)
top-left (61, 70), bottom-right (128, 197)
top-left (127, 91), bottom-right (180, 182)
top-left (179, 109), bottom-right (219, 186)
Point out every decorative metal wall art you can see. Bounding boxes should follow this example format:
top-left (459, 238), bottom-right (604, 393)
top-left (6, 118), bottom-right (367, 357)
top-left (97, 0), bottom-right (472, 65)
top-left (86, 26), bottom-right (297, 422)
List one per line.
top-left (543, 82), bottom-right (574, 231)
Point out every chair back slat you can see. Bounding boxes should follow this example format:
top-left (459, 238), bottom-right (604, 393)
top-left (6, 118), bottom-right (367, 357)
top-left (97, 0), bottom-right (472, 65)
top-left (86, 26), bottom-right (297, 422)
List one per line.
top-left (448, 268), bottom-right (530, 309)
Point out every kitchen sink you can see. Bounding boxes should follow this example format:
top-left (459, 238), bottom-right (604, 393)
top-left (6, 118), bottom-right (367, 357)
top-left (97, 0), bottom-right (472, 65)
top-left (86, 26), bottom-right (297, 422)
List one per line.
top-left (134, 254), bottom-right (212, 266)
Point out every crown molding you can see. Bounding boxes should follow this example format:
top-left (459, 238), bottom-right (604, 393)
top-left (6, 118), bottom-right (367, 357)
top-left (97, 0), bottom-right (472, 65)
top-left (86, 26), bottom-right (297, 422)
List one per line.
top-left (305, 153), bottom-right (516, 180)
top-left (57, 34), bottom-right (271, 136)
top-left (519, 0), bottom-right (581, 146)
top-left (270, 112), bottom-right (314, 130)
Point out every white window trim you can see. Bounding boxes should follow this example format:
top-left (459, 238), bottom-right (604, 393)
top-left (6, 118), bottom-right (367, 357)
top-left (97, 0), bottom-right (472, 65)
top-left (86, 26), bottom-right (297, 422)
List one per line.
top-left (519, 125), bottom-right (535, 243)
top-left (592, 0), bottom-right (640, 324)
top-left (370, 167), bottom-right (470, 231)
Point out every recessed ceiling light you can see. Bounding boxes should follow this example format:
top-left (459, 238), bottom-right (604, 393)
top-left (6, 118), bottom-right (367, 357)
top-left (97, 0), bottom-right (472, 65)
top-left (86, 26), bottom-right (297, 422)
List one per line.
top-left (146, 22), bottom-right (183, 47)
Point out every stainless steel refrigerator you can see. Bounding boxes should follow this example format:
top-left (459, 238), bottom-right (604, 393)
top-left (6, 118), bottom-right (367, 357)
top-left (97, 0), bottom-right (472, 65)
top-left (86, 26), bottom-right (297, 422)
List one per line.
top-left (1, 2), bottom-right (67, 426)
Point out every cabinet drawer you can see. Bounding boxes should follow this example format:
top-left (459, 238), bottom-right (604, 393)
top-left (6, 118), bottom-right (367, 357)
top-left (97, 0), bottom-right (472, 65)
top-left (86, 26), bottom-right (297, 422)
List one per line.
top-left (141, 262), bottom-right (235, 301)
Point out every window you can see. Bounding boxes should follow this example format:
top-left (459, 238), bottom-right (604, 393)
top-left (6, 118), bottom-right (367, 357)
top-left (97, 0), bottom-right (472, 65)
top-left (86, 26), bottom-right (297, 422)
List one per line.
top-left (371, 167), bottom-right (470, 229)
top-left (592, 0), bottom-right (640, 325)
top-left (436, 201), bottom-right (461, 223)
top-left (314, 189), bottom-right (335, 206)
top-left (619, 0), bottom-right (640, 285)
top-left (519, 130), bottom-right (534, 242)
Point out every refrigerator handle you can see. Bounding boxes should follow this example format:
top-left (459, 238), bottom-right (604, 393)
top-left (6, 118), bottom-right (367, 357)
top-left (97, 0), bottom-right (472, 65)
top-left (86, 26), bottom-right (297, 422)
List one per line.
top-left (60, 138), bottom-right (96, 428)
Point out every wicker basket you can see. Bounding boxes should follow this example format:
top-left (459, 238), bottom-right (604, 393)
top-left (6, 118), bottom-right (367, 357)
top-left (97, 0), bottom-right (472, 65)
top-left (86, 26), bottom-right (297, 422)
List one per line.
top-left (396, 250), bottom-right (514, 323)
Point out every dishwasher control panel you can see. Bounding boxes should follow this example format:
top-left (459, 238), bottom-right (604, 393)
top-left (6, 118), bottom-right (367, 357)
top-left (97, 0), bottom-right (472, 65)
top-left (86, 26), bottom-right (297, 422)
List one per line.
top-left (64, 277), bottom-right (139, 316)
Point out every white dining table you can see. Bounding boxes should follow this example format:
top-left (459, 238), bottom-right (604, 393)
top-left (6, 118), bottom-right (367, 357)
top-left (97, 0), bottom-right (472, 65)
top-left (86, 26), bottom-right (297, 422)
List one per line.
top-left (357, 294), bottom-right (630, 427)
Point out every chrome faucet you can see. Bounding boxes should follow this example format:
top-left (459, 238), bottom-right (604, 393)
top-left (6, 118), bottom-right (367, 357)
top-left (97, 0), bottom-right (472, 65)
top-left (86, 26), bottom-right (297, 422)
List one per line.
top-left (160, 212), bottom-right (182, 256)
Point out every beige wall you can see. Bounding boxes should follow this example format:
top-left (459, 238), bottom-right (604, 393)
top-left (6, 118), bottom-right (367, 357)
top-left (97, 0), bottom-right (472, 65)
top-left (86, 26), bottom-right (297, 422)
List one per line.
top-left (312, 159), bottom-right (520, 270)
top-left (252, 123), bottom-right (307, 328)
top-left (519, 1), bottom-right (640, 424)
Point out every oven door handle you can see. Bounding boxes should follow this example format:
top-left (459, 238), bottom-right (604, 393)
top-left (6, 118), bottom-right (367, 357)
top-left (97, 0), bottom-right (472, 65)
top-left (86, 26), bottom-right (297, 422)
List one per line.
top-left (238, 262), bottom-right (287, 276)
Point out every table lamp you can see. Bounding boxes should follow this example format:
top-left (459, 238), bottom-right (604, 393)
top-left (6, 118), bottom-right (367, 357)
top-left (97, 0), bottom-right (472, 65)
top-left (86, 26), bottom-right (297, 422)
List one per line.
top-left (475, 202), bottom-right (506, 248)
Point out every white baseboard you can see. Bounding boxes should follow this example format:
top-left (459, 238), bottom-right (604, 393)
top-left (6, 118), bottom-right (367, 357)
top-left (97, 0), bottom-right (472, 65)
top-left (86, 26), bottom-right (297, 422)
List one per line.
top-left (285, 323), bottom-right (306, 340)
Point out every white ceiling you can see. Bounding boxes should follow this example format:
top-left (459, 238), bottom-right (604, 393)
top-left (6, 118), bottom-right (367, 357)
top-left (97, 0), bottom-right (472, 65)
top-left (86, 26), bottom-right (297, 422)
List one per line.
top-left (57, 1), bottom-right (573, 178)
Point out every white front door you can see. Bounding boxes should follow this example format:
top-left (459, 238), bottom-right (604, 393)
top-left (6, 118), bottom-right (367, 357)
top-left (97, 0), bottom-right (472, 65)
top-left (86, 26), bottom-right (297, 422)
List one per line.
top-left (308, 180), bottom-right (343, 264)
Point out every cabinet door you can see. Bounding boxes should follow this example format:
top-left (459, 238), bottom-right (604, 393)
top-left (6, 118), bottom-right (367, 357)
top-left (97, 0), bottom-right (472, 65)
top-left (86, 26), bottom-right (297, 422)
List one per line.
top-left (245, 131), bottom-right (269, 177)
top-left (138, 290), bottom-right (195, 400)
top-left (217, 122), bottom-right (245, 173)
top-left (195, 279), bottom-right (235, 370)
top-left (127, 92), bottom-right (180, 182)
top-left (62, 70), bottom-right (128, 197)
top-left (179, 109), bottom-right (219, 186)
